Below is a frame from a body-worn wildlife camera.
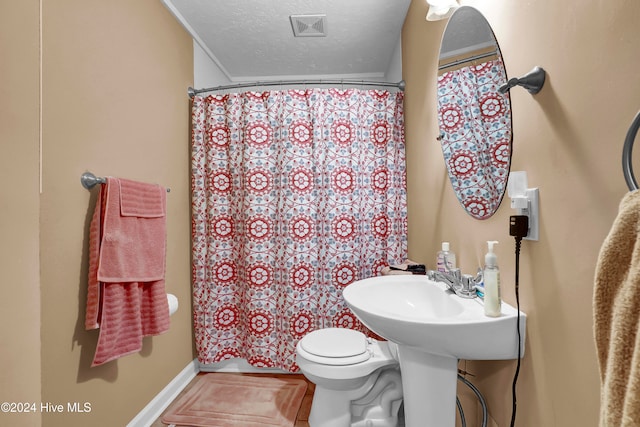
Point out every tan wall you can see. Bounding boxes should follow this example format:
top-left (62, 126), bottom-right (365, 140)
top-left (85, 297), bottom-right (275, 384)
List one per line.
top-left (0, 1), bottom-right (42, 426)
top-left (6, 0), bottom-right (637, 425)
top-left (19, 0), bottom-right (193, 426)
top-left (403, 0), bottom-right (640, 425)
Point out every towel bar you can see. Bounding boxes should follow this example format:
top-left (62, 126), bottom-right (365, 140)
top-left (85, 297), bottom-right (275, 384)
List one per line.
top-left (81, 172), bottom-right (170, 192)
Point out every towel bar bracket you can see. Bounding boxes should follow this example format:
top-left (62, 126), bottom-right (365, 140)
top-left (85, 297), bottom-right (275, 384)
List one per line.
top-left (81, 172), bottom-right (106, 190)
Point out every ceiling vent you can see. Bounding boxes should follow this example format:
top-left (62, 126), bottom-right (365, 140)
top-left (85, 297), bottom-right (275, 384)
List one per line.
top-left (290, 14), bottom-right (327, 37)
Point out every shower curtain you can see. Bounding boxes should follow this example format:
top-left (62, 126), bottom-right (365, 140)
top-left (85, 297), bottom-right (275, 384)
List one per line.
top-left (191, 88), bottom-right (407, 371)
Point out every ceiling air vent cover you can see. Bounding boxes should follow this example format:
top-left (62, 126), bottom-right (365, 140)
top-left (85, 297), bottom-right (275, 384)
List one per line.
top-left (290, 14), bottom-right (327, 37)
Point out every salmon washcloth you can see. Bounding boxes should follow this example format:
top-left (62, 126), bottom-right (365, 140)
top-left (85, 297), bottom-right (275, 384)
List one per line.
top-left (594, 190), bottom-right (640, 426)
top-left (85, 177), bottom-right (170, 367)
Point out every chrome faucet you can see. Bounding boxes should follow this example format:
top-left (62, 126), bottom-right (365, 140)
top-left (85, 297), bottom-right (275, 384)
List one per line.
top-left (427, 265), bottom-right (481, 299)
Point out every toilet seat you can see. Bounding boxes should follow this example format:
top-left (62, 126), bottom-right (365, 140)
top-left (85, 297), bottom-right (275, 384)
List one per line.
top-left (299, 328), bottom-right (372, 366)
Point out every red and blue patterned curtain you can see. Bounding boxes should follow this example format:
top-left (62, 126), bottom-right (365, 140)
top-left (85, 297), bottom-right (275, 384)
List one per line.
top-left (191, 88), bottom-right (407, 371)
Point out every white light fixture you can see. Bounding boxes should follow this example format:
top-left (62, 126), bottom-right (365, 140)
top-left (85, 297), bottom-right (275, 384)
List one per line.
top-left (426, 0), bottom-right (459, 21)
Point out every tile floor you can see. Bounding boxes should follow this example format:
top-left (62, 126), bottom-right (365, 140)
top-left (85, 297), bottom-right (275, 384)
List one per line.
top-left (152, 372), bottom-right (315, 427)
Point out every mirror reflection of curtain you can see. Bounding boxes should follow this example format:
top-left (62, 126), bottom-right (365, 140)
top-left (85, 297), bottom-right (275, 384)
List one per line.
top-left (437, 59), bottom-right (511, 219)
top-left (191, 88), bottom-right (407, 371)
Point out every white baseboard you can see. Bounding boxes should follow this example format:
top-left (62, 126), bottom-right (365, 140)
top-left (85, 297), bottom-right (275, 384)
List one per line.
top-left (198, 357), bottom-right (288, 373)
top-left (127, 358), bottom-right (199, 427)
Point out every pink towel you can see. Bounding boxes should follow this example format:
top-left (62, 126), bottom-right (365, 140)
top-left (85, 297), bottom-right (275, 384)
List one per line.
top-left (98, 177), bottom-right (166, 283)
top-left (85, 177), bottom-right (170, 367)
top-left (119, 178), bottom-right (165, 218)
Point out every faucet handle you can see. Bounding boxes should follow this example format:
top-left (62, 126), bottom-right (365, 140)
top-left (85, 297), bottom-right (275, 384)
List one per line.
top-left (461, 274), bottom-right (473, 289)
top-left (426, 269), bottom-right (460, 280)
top-left (459, 274), bottom-right (478, 298)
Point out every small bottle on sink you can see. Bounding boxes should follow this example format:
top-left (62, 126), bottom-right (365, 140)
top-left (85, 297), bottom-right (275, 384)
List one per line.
top-left (483, 241), bottom-right (501, 317)
top-left (437, 242), bottom-right (456, 272)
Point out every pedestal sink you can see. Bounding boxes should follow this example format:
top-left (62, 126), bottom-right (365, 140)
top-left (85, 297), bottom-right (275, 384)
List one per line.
top-left (342, 275), bottom-right (526, 427)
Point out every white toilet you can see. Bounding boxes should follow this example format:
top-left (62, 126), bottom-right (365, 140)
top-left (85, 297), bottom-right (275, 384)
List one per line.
top-left (295, 328), bottom-right (403, 427)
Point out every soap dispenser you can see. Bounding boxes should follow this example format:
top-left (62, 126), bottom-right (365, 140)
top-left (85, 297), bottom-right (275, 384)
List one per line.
top-left (483, 241), bottom-right (501, 317)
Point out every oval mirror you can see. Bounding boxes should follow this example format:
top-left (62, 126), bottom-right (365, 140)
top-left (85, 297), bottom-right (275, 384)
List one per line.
top-left (436, 6), bottom-right (512, 220)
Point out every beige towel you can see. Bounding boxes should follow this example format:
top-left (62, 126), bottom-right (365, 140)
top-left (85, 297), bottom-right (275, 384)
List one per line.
top-left (594, 190), bottom-right (640, 426)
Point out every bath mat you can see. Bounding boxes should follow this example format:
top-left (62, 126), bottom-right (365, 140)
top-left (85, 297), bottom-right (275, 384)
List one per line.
top-left (161, 373), bottom-right (308, 427)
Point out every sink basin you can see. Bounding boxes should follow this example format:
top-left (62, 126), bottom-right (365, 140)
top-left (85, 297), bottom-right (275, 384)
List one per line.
top-left (342, 274), bottom-right (525, 360)
top-left (342, 274), bottom-right (526, 427)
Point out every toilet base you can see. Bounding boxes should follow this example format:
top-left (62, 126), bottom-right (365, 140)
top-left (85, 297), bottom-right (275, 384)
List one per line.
top-left (351, 368), bottom-right (402, 427)
top-left (307, 367), bottom-right (402, 427)
top-left (308, 385), bottom-right (353, 427)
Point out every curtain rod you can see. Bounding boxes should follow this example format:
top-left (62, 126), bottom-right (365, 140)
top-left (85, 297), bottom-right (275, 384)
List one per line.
top-left (188, 79), bottom-right (405, 98)
top-left (438, 50), bottom-right (498, 71)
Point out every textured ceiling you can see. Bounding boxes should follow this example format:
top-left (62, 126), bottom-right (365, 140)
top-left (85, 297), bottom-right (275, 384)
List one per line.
top-left (161, 0), bottom-right (412, 82)
top-left (440, 6), bottom-right (497, 60)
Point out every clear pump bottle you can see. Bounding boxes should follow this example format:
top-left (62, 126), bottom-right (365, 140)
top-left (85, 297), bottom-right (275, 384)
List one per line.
top-left (437, 242), bottom-right (456, 272)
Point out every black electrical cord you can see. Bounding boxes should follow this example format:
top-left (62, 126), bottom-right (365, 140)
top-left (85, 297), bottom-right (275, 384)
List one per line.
top-left (510, 236), bottom-right (523, 427)
top-left (456, 397), bottom-right (466, 427)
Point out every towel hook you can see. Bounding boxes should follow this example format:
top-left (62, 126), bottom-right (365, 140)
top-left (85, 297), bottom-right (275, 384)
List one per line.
top-left (498, 66), bottom-right (546, 95)
top-left (623, 111), bottom-right (640, 191)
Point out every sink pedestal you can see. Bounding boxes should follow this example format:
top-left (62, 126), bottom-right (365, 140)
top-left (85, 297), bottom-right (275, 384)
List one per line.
top-left (397, 345), bottom-right (458, 427)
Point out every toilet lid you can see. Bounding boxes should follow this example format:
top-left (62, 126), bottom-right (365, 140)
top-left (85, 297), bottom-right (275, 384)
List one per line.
top-left (299, 328), bottom-right (370, 365)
